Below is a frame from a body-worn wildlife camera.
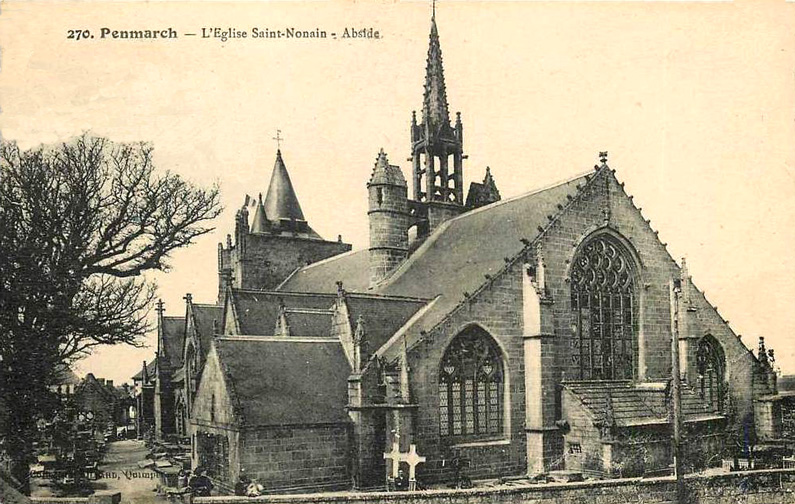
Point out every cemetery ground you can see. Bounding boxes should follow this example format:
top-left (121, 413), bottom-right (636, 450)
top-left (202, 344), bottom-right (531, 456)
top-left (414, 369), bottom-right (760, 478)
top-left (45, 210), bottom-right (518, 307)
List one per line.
top-left (31, 440), bottom-right (164, 504)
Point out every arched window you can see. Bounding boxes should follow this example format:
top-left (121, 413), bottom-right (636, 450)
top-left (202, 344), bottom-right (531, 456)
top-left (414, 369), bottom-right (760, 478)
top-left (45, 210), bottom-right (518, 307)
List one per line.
top-left (570, 235), bottom-right (637, 380)
top-left (696, 336), bottom-right (725, 412)
top-left (438, 326), bottom-right (503, 439)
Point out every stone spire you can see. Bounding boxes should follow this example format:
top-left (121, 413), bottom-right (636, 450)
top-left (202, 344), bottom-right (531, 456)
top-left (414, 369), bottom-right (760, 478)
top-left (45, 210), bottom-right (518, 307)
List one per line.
top-left (422, 15), bottom-right (451, 130)
top-left (264, 150), bottom-right (305, 222)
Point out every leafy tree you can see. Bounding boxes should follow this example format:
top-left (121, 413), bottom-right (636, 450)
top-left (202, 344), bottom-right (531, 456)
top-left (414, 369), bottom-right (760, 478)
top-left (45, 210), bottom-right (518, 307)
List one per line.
top-left (0, 134), bottom-right (222, 492)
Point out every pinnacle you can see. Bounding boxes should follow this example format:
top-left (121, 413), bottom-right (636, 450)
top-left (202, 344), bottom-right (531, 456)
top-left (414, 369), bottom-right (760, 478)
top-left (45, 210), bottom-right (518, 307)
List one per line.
top-left (422, 14), bottom-right (450, 128)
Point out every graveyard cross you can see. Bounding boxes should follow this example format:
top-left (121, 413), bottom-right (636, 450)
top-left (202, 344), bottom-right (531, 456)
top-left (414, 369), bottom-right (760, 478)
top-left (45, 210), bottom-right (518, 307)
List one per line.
top-left (383, 442), bottom-right (402, 481)
top-left (400, 444), bottom-right (427, 490)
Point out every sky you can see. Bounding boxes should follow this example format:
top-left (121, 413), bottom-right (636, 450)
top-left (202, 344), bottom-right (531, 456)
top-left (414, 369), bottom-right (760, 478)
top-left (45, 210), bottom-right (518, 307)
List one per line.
top-left (0, 0), bottom-right (793, 384)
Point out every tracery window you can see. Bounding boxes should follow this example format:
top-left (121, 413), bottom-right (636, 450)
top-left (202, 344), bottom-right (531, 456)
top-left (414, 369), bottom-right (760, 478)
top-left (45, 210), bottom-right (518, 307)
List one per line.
top-left (438, 326), bottom-right (503, 439)
top-left (696, 336), bottom-right (725, 412)
top-left (570, 235), bottom-right (637, 380)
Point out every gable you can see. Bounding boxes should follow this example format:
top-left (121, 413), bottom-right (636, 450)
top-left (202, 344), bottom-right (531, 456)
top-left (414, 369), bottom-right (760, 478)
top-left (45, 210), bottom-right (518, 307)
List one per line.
top-left (193, 344), bottom-right (237, 426)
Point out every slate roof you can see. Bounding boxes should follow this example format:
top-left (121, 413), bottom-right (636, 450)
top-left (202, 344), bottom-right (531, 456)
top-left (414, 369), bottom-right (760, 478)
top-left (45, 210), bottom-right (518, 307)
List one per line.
top-left (132, 358), bottom-right (157, 382)
top-left (369, 150), bottom-right (407, 187)
top-left (230, 290), bottom-right (337, 336)
top-left (190, 303), bottom-right (223, 359)
top-left (343, 295), bottom-right (429, 353)
top-left (54, 365), bottom-right (81, 385)
top-left (229, 288), bottom-right (428, 348)
top-left (160, 316), bottom-right (186, 369)
top-left (778, 375), bottom-right (795, 392)
top-left (264, 150), bottom-right (305, 222)
top-left (563, 381), bottom-right (723, 427)
top-left (280, 171), bottom-right (592, 361)
top-left (278, 250), bottom-right (371, 293)
top-left (282, 308), bottom-right (333, 337)
top-left (214, 337), bottom-right (351, 426)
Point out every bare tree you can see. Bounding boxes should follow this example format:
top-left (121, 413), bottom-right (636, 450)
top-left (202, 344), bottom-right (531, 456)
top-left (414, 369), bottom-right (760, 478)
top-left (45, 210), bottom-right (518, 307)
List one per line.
top-left (0, 134), bottom-right (222, 492)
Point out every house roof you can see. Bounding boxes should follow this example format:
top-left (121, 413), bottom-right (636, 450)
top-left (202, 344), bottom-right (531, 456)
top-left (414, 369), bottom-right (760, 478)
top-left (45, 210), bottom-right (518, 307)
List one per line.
top-left (214, 337), bottom-right (351, 426)
top-left (160, 316), bottom-right (186, 369)
top-left (563, 381), bottom-right (722, 427)
top-left (54, 365), bottom-right (81, 385)
top-left (280, 171), bottom-right (592, 361)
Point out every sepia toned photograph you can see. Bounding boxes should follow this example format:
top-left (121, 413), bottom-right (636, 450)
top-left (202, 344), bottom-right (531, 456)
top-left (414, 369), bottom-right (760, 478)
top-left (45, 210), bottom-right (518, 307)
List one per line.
top-left (1, 1), bottom-right (794, 503)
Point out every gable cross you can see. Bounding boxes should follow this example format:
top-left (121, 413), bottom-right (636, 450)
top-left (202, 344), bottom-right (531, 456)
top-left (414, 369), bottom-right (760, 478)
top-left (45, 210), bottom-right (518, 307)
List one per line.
top-left (273, 129), bottom-right (284, 150)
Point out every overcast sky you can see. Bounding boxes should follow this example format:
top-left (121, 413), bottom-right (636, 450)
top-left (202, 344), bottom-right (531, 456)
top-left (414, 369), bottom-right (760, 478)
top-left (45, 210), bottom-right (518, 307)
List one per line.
top-left (1, 0), bottom-right (793, 384)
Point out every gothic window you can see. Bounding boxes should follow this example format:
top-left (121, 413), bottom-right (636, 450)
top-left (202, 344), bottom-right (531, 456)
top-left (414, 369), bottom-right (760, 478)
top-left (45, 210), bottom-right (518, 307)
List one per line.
top-left (696, 336), bottom-right (725, 412)
top-left (570, 235), bottom-right (637, 380)
top-left (438, 326), bottom-right (503, 440)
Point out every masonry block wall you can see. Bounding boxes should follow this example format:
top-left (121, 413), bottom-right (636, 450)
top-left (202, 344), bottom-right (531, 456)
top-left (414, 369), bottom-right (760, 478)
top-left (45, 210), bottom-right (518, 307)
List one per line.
top-left (534, 169), bottom-right (761, 457)
top-left (406, 259), bottom-right (527, 483)
top-left (193, 469), bottom-right (795, 504)
top-left (191, 346), bottom-right (241, 486)
top-left (225, 234), bottom-right (351, 291)
top-left (239, 424), bottom-right (352, 492)
top-left (560, 389), bottom-right (601, 474)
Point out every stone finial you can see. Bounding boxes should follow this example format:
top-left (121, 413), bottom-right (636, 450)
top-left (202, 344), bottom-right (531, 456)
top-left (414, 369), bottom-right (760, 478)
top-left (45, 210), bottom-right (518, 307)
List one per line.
top-left (335, 280), bottom-right (345, 298)
top-left (599, 151), bottom-right (608, 165)
top-left (353, 315), bottom-right (366, 373)
top-left (274, 299), bottom-right (290, 337)
top-left (400, 336), bottom-right (411, 403)
top-left (758, 337), bottom-right (770, 368)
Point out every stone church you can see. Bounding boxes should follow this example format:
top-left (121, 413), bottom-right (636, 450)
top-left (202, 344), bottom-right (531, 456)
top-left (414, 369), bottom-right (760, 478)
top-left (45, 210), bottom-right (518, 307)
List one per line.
top-left (153, 11), bottom-right (784, 494)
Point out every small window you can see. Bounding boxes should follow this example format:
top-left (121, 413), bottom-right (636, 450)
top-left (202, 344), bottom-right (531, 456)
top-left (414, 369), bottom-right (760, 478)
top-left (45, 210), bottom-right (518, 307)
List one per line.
top-left (568, 442), bottom-right (582, 454)
top-left (376, 188), bottom-right (384, 206)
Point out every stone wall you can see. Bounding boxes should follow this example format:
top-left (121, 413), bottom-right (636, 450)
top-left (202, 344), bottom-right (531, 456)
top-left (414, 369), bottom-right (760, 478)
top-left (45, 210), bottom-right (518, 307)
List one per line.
top-left (192, 469), bottom-right (795, 504)
top-left (239, 423), bottom-right (352, 493)
top-left (232, 234), bottom-right (350, 291)
top-left (406, 259), bottom-right (528, 483)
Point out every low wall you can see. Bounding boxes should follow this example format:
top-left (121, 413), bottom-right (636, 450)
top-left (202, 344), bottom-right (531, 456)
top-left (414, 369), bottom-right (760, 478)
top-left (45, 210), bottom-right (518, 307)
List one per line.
top-left (29, 492), bottom-right (120, 504)
top-left (195, 468), bottom-right (795, 504)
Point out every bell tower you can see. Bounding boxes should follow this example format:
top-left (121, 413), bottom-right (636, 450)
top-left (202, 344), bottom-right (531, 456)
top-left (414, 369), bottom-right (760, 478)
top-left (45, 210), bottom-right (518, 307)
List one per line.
top-left (410, 12), bottom-right (465, 233)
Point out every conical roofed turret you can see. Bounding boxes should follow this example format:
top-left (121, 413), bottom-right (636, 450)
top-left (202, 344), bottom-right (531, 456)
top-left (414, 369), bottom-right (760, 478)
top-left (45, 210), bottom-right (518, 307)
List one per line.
top-left (250, 193), bottom-right (270, 233)
top-left (264, 150), bottom-right (305, 222)
top-left (369, 149), bottom-right (407, 187)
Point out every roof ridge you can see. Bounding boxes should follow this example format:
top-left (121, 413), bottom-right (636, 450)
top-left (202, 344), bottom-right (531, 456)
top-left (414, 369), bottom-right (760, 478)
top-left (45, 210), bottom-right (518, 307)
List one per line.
top-left (397, 166), bottom-right (605, 359)
top-left (218, 336), bottom-right (340, 343)
top-left (284, 249), bottom-right (364, 275)
top-left (376, 169), bottom-right (593, 292)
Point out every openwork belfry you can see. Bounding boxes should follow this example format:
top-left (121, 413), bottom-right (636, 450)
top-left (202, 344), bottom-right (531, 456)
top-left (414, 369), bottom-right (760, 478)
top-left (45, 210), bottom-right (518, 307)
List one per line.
top-left (439, 326), bottom-right (503, 439)
top-left (570, 235), bottom-right (637, 380)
